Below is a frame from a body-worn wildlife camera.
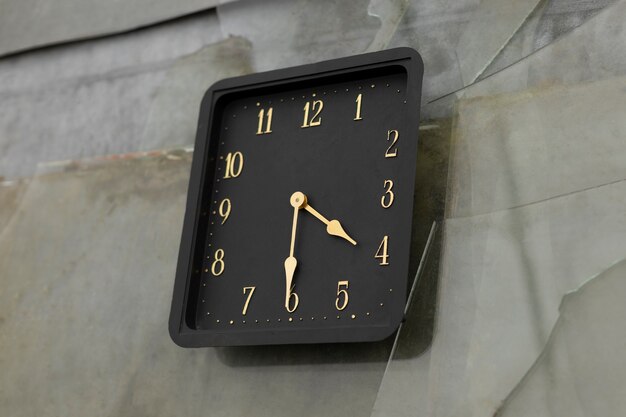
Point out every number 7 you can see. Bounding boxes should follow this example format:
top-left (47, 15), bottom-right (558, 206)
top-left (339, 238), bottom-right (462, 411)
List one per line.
top-left (242, 286), bottom-right (256, 315)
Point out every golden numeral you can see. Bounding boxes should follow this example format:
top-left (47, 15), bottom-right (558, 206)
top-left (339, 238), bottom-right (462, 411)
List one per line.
top-left (301, 100), bottom-right (323, 128)
top-left (242, 286), bottom-right (256, 315)
top-left (256, 107), bottom-right (273, 135)
top-left (385, 130), bottom-right (399, 157)
top-left (381, 179), bottom-right (394, 208)
top-left (211, 248), bottom-right (225, 276)
top-left (286, 291), bottom-right (299, 313)
top-left (354, 94), bottom-right (363, 121)
top-left (375, 236), bottom-right (390, 266)
top-left (223, 151), bottom-right (244, 179)
top-left (335, 280), bottom-right (349, 311)
top-left (218, 198), bottom-right (231, 224)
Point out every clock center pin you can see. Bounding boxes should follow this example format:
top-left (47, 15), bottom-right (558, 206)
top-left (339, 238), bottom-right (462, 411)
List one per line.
top-left (290, 191), bottom-right (307, 208)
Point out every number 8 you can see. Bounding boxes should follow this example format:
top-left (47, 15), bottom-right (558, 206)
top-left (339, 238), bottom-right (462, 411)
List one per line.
top-left (211, 249), bottom-right (225, 276)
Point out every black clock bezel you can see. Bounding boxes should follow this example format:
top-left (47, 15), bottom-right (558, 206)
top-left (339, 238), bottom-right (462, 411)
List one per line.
top-left (169, 48), bottom-right (424, 347)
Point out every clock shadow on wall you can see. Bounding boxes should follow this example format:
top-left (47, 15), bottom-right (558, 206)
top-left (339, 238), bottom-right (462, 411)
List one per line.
top-left (216, 119), bottom-right (451, 366)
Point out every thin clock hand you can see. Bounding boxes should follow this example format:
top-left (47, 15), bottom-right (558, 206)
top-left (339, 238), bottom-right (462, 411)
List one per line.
top-left (285, 192), bottom-right (307, 310)
top-left (303, 199), bottom-right (357, 246)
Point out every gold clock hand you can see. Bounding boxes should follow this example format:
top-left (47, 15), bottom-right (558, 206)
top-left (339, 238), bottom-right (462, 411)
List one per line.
top-left (303, 202), bottom-right (357, 246)
top-left (285, 192), bottom-right (307, 309)
top-left (284, 255), bottom-right (297, 309)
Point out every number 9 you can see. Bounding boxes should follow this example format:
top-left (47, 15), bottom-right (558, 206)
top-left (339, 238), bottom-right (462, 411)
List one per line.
top-left (219, 198), bottom-right (231, 224)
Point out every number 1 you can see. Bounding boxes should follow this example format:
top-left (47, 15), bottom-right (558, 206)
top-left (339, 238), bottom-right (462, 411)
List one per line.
top-left (354, 94), bottom-right (363, 121)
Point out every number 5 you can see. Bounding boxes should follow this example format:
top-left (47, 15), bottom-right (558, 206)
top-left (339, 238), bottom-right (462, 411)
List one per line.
top-left (335, 281), bottom-right (349, 311)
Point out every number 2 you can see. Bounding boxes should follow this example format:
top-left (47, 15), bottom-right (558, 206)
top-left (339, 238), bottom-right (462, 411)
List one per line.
top-left (385, 130), bottom-right (399, 157)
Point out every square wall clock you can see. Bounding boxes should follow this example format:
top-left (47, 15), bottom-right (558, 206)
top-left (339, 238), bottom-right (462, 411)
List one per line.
top-left (169, 48), bottom-right (424, 347)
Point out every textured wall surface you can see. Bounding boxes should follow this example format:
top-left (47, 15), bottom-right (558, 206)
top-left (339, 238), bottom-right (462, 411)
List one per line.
top-left (0, 1), bottom-right (625, 416)
top-left (0, 0), bottom-right (234, 56)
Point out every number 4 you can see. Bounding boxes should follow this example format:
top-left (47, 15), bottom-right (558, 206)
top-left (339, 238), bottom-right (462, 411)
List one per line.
top-left (375, 236), bottom-right (389, 266)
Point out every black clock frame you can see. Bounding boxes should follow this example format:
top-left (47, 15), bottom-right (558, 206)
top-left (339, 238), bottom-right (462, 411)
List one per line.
top-left (169, 48), bottom-right (424, 347)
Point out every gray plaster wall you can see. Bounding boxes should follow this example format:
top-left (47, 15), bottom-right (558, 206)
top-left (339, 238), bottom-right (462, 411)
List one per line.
top-left (1, 0), bottom-right (615, 180)
top-left (1, 1), bottom-right (625, 416)
top-left (0, 0), bottom-right (235, 57)
top-left (0, 14), bottom-right (249, 180)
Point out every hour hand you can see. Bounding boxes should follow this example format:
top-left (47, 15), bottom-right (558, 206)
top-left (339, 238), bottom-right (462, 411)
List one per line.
top-left (303, 204), bottom-right (357, 246)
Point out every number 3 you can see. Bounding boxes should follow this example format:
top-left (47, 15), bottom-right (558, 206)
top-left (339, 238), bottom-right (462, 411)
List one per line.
top-left (381, 180), bottom-right (394, 208)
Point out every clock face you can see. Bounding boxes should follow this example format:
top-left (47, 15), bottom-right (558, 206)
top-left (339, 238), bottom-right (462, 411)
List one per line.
top-left (170, 48), bottom-right (424, 346)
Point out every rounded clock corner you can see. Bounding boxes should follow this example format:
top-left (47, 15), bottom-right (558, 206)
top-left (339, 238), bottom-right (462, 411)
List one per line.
top-left (206, 77), bottom-right (233, 93)
top-left (406, 47), bottom-right (424, 63)
top-left (369, 321), bottom-right (403, 343)
top-left (168, 325), bottom-right (184, 348)
top-left (199, 78), bottom-right (235, 110)
top-left (365, 310), bottom-right (405, 343)
top-left (168, 320), bottom-right (193, 348)
top-left (396, 47), bottom-right (424, 77)
top-left (198, 84), bottom-right (220, 110)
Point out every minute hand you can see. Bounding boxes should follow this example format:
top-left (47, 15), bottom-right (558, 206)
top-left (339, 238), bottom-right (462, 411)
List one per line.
top-left (304, 204), bottom-right (357, 246)
top-left (284, 205), bottom-right (299, 308)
